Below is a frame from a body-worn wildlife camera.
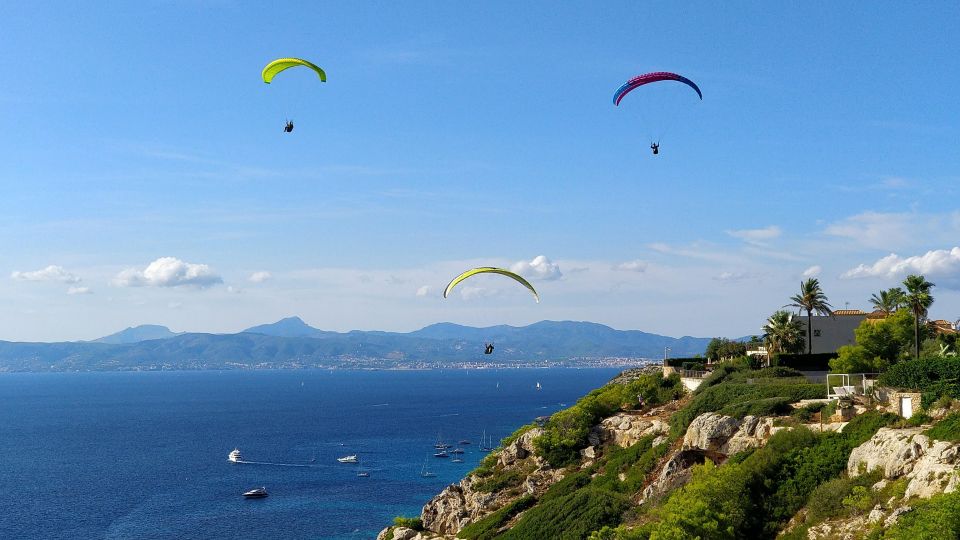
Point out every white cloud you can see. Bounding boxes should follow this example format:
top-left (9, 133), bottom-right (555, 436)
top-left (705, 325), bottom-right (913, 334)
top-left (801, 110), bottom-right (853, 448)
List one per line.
top-left (248, 271), bottom-right (272, 283)
top-left (113, 257), bottom-right (222, 289)
top-left (510, 255), bottom-right (562, 281)
top-left (416, 285), bottom-right (432, 297)
top-left (714, 271), bottom-right (753, 282)
top-left (67, 286), bottom-right (92, 295)
top-left (842, 247), bottom-right (960, 285)
top-left (824, 212), bottom-right (912, 249)
top-left (11, 265), bottom-right (81, 284)
top-left (802, 265), bottom-right (822, 278)
top-left (614, 260), bottom-right (648, 273)
top-left (726, 225), bottom-right (782, 245)
top-left (458, 286), bottom-right (497, 301)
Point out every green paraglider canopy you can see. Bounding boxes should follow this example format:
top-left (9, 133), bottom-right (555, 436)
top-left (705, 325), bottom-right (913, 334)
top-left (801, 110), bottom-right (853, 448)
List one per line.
top-left (262, 58), bottom-right (327, 84)
top-left (443, 267), bottom-right (540, 303)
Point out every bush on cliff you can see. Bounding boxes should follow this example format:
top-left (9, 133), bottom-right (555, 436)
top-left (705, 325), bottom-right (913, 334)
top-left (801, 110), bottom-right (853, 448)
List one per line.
top-left (499, 487), bottom-right (630, 540)
top-left (456, 495), bottom-right (535, 540)
top-left (670, 382), bottom-right (826, 437)
top-left (925, 411), bottom-right (960, 442)
top-left (882, 490), bottom-right (960, 539)
top-left (392, 516), bottom-right (423, 530)
top-left (535, 372), bottom-right (682, 467)
top-left (879, 357), bottom-right (960, 406)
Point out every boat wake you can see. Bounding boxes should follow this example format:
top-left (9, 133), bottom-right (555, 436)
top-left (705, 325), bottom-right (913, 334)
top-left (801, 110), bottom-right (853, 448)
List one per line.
top-left (232, 460), bottom-right (317, 468)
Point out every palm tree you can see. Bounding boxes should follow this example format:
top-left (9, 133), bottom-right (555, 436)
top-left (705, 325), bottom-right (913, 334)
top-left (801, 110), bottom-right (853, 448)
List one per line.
top-left (869, 287), bottom-right (906, 315)
top-left (762, 310), bottom-right (805, 361)
top-left (785, 278), bottom-right (833, 355)
top-left (903, 274), bottom-right (935, 358)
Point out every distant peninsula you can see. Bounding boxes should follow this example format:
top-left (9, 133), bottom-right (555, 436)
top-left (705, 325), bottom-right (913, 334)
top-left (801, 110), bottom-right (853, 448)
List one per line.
top-left (0, 317), bottom-right (721, 372)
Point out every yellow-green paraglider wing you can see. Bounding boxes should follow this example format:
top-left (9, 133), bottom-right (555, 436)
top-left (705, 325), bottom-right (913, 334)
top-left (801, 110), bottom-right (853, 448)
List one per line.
top-left (443, 267), bottom-right (540, 303)
top-left (262, 58), bottom-right (327, 84)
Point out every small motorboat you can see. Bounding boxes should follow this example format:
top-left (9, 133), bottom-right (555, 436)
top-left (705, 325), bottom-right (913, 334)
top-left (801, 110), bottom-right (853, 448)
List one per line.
top-left (458, 440), bottom-right (471, 445)
top-left (433, 450), bottom-right (449, 458)
top-left (451, 448), bottom-right (464, 454)
top-left (451, 457), bottom-right (464, 463)
top-left (228, 449), bottom-right (243, 463)
top-left (337, 455), bottom-right (359, 463)
top-left (243, 487), bottom-right (268, 498)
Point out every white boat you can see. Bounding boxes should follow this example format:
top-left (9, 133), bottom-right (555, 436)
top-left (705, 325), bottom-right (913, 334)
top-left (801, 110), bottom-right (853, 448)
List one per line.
top-left (451, 456), bottom-right (464, 463)
top-left (536, 382), bottom-right (542, 390)
top-left (243, 487), bottom-right (268, 498)
top-left (337, 454), bottom-right (359, 463)
top-left (228, 449), bottom-right (243, 463)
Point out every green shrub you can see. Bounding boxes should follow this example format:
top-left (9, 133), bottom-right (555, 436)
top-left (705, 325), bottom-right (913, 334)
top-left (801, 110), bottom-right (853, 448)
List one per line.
top-left (392, 516), bottom-right (423, 530)
top-left (843, 411), bottom-right (900, 445)
top-left (474, 463), bottom-right (533, 493)
top-left (535, 372), bottom-right (682, 467)
top-left (926, 412), bottom-right (960, 442)
top-left (670, 382), bottom-right (826, 436)
top-left (718, 396), bottom-right (794, 418)
top-left (830, 345), bottom-right (889, 374)
top-left (457, 495), bottom-right (535, 540)
top-left (903, 412), bottom-right (933, 427)
top-left (805, 470), bottom-right (884, 523)
top-left (589, 436), bottom-right (669, 494)
top-left (883, 490), bottom-right (960, 539)
top-left (539, 470), bottom-right (593, 503)
top-left (879, 357), bottom-right (960, 395)
top-left (500, 487), bottom-right (630, 540)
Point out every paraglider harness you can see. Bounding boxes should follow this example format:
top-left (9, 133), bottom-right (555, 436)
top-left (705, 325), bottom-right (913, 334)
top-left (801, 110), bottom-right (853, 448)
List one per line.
top-left (650, 142), bottom-right (659, 155)
top-left (484, 343), bottom-right (494, 355)
top-left (284, 120), bottom-right (294, 133)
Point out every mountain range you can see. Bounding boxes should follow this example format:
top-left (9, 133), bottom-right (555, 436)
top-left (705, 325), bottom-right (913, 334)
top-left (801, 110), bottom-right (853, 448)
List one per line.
top-left (0, 317), bottom-right (719, 372)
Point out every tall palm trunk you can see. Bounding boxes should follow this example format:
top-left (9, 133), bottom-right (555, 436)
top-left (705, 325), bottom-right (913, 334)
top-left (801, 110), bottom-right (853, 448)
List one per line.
top-left (807, 307), bottom-right (813, 354)
top-left (914, 314), bottom-right (920, 359)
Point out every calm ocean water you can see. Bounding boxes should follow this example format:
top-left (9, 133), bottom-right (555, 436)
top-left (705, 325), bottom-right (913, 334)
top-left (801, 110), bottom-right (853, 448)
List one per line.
top-left (0, 368), bottom-right (623, 539)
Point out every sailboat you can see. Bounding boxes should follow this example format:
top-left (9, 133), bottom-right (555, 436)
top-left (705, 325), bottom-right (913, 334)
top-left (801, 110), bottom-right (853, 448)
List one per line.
top-left (536, 382), bottom-right (542, 390)
top-left (479, 430), bottom-right (494, 452)
top-left (420, 458), bottom-right (436, 478)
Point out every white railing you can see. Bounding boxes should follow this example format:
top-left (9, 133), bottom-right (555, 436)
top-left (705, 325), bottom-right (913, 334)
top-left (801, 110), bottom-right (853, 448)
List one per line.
top-left (826, 373), bottom-right (880, 399)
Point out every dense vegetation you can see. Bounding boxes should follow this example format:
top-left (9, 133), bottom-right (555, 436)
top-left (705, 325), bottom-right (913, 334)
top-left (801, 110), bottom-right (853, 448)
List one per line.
top-left (669, 368), bottom-right (824, 436)
top-left (879, 357), bottom-right (960, 406)
top-left (925, 411), bottom-right (960, 442)
top-left (882, 490), bottom-right (960, 539)
top-left (534, 371), bottom-right (683, 467)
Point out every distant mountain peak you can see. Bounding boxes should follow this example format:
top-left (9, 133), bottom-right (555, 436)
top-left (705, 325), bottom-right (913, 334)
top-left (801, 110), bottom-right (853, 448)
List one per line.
top-left (242, 316), bottom-right (333, 338)
top-left (92, 324), bottom-right (180, 344)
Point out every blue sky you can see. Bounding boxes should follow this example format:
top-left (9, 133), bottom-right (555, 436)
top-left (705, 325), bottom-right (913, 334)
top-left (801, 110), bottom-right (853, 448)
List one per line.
top-left (2, 2), bottom-right (959, 341)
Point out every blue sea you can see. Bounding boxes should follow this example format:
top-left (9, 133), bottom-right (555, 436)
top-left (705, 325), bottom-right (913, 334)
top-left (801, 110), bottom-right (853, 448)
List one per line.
top-left (0, 368), bottom-right (623, 539)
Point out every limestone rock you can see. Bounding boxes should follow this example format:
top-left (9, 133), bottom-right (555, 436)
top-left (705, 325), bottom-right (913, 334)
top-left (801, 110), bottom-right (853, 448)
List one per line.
top-left (682, 413), bottom-right (740, 452)
top-left (904, 440), bottom-right (960, 499)
top-left (849, 427), bottom-right (960, 501)
top-left (639, 449), bottom-right (712, 504)
top-left (598, 413), bottom-right (670, 448)
top-left (848, 427), bottom-right (926, 479)
top-left (499, 428), bottom-right (543, 467)
top-left (682, 413), bottom-right (785, 455)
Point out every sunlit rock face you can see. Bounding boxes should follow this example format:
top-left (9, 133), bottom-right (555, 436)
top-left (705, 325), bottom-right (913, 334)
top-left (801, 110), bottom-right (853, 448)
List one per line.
top-left (848, 427), bottom-right (960, 500)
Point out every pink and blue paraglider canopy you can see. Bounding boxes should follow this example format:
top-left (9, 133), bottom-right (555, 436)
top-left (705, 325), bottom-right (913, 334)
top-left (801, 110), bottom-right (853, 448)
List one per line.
top-left (613, 72), bottom-right (702, 106)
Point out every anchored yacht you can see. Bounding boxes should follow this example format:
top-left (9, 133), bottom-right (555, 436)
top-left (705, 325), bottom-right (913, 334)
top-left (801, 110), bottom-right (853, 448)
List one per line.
top-left (337, 455), bottom-right (359, 463)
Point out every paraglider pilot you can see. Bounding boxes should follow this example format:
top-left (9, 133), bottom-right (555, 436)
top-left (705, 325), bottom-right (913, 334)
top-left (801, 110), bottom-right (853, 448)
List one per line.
top-left (284, 120), bottom-right (294, 133)
top-left (650, 142), bottom-right (659, 155)
top-left (484, 343), bottom-right (495, 355)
